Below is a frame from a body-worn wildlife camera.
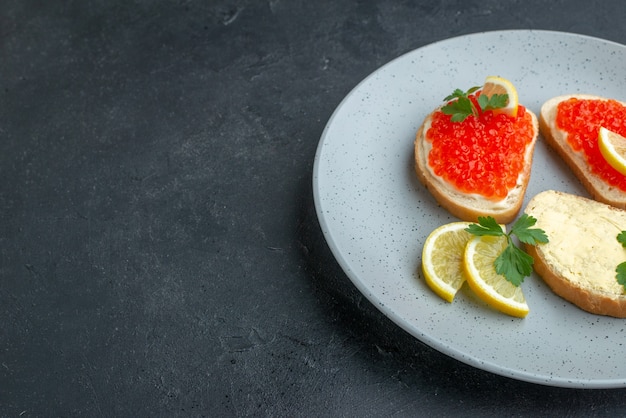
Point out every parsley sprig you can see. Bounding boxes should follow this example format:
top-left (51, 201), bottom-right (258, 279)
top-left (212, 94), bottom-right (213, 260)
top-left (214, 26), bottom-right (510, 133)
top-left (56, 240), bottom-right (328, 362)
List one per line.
top-left (615, 231), bottom-right (626, 289)
top-left (441, 87), bottom-right (509, 122)
top-left (465, 215), bottom-right (549, 286)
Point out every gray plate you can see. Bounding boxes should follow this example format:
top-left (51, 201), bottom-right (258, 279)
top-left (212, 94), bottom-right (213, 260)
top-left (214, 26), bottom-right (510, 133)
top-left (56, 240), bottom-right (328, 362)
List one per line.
top-left (313, 30), bottom-right (626, 388)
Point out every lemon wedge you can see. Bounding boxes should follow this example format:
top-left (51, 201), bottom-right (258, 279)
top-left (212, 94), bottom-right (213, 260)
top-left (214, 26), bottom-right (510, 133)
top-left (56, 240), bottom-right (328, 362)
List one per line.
top-left (421, 222), bottom-right (474, 303)
top-left (481, 75), bottom-right (519, 117)
top-left (598, 126), bottom-right (626, 176)
top-left (463, 234), bottom-right (529, 318)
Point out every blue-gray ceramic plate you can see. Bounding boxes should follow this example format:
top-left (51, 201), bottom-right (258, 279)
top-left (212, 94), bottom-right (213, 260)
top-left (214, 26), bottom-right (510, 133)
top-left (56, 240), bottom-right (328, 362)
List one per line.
top-left (313, 30), bottom-right (626, 388)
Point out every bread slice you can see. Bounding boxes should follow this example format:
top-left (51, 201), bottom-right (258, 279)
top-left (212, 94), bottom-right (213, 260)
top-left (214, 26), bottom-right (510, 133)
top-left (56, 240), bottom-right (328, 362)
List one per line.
top-left (540, 94), bottom-right (626, 209)
top-left (414, 109), bottom-right (538, 224)
top-left (524, 190), bottom-right (626, 317)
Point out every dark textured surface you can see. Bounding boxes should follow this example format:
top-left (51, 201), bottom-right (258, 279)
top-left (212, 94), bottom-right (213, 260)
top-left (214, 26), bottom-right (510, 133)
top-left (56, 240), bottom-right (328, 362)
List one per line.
top-left (3, 0), bottom-right (626, 416)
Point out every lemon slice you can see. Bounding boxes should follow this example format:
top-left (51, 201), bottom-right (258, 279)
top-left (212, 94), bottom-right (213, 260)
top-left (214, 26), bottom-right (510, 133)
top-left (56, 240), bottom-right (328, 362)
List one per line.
top-left (598, 126), bottom-right (626, 176)
top-left (422, 222), bottom-right (473, 302)
top-left (481, 75), bottom-right (519, 117)
top-left (463, 234), bottom-right (529, 318)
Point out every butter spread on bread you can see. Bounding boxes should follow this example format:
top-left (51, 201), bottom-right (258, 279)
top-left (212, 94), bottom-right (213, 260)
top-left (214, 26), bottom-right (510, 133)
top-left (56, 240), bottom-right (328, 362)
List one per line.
top-left (524, 190), bottom-right (626, 317)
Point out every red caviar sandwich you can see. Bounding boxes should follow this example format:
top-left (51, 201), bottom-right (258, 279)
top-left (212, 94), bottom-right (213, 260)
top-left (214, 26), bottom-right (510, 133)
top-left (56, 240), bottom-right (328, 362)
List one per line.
top-left (539, 94), bottom-right (626, 209)
top-left (414, 76), bottom-right (539, 224)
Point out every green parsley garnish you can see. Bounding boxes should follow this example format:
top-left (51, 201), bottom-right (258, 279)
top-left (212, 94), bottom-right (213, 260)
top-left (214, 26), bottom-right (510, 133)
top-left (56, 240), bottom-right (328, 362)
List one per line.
top-left (441, 86), bottom-right (509, 122)
top-left (465, 214), bottom-right (549, 286)
top-left (615, 231), bottom-right (626, 289)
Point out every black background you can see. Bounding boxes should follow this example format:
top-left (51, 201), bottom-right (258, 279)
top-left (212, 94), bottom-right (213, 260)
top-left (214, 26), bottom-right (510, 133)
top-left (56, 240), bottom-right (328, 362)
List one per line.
top-left (3, 0), bottom-right (626, 416)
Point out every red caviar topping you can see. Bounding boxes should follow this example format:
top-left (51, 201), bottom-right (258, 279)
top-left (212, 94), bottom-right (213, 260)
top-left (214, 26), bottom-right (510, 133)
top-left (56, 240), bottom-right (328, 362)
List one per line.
top-left (556, 98), bottom-right (626, 190)
top-left (426, 97), bottom-right (534, 200)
